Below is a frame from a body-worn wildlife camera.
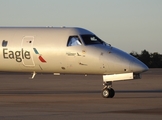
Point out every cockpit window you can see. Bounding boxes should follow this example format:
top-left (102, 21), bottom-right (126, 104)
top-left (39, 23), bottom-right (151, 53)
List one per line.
top-left (67, 36), bottom-right (82, 46)
top-left (81, 35), bottom-right (104, 45)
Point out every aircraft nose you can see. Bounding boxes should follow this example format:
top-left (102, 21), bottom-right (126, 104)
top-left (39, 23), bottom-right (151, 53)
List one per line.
top-left (130, 58), bottom-right (149, 73)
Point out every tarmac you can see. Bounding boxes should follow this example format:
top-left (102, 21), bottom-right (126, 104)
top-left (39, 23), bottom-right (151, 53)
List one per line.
top-left (0, 69), bottom-right (161, 120)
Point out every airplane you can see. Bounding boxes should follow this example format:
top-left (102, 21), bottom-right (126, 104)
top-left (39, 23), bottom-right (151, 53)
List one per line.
top-left (0, 27), bottom-right (148, 98)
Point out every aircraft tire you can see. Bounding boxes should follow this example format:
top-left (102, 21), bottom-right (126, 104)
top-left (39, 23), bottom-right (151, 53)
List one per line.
top-left (109, 88), bottom-right (115, 98)
top-left (102, 88), bottom-right (115, 98)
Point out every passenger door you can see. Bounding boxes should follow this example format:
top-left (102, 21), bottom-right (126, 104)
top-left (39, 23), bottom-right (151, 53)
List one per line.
top-left (21, 36), bottom-right (35, 66)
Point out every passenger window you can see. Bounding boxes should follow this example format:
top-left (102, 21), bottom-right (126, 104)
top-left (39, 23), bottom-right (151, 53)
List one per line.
top-left (67, 36), bottom-right (82, 46)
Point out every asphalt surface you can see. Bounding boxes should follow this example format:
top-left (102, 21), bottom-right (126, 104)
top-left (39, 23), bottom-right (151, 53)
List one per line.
top-left (0, 69), bottom-right (161, 120)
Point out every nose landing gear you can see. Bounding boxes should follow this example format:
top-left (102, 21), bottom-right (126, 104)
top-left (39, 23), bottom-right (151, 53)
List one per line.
top-left (102, 82), bottom-right (115, 98)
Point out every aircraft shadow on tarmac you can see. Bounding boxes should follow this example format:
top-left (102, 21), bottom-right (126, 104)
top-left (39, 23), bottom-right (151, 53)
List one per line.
top-left (0, 89), bottom-right (162, 95)
top-left (116, 89), bottom-right (162, 93)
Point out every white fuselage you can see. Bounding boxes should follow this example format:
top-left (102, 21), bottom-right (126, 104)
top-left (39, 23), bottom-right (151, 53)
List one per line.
top-left (0, 27), bottom-right (148, 75)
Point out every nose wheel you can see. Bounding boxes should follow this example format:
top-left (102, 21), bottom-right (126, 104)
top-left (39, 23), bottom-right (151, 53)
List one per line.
top-left (102, 88), bottom-right (115, 98)
top-left (102, 82), bottom-right (115, 98)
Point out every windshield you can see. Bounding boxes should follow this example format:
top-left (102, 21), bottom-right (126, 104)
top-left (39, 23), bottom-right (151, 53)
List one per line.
top-left (81, 35), bottom-right (105, 45)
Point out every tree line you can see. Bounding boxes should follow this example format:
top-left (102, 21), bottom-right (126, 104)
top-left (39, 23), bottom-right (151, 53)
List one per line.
top-left (130, 50), bottom-right (162, 68)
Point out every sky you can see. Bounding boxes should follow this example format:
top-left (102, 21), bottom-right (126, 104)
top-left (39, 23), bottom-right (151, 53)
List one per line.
top-left (0, 0), bottom-right (162, 53)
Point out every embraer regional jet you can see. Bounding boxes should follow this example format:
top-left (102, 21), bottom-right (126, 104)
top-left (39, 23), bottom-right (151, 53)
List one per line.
top-left (0, 27), bottom-right (148, 98)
